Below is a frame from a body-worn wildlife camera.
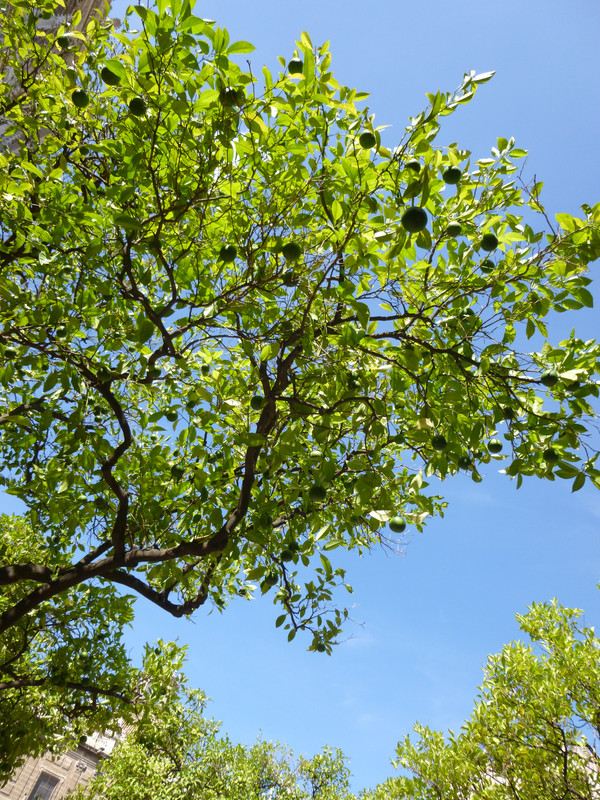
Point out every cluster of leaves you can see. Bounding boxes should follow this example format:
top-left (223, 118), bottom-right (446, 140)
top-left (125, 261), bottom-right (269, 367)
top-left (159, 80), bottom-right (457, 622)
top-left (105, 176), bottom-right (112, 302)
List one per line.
top-left (364, 599), bottom-right (600, 799)
top-left (0, 594), bottom-right (192, 780)
top-left (76, 640), bottom-right (352, 800)
top-left (0, 0), bottom-right (600, 764)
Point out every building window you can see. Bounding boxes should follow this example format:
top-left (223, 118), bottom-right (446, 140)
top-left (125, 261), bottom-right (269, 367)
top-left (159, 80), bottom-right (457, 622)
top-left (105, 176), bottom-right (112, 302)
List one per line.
top-left (27, 771), bottom-right (60, 800)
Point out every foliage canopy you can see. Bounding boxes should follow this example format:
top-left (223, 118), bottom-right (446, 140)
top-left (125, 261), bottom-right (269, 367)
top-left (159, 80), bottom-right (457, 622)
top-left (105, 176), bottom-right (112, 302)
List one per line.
top-left (1, 0), bottom-right (600, 767)
top-left (369, 600), bottom-right (600, 799)
top-left (76, 643), bottom-right (352, 800)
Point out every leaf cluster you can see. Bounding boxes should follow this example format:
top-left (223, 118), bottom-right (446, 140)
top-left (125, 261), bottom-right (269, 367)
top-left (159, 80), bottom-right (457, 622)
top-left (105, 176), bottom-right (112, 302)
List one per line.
top-left (372, 600), bottom-right (600, 799)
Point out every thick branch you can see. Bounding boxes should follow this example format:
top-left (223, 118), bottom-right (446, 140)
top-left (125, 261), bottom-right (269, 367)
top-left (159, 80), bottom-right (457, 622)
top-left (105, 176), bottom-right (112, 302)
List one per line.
top-left (0, 563), bottom-right (53, 586)
top-left (0, 676), bottom-right (133, 704)
top-left (109, 570), bottom-right (208, 616)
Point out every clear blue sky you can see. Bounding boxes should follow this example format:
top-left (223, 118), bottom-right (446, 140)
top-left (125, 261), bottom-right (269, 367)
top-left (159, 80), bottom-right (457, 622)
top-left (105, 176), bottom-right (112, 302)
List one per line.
top-left (61, 0), bottom-right (600, 790)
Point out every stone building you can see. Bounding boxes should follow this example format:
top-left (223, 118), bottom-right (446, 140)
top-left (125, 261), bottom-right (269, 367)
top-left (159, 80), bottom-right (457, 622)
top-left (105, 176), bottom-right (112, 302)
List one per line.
top-left (0, 731), bottom-right (118, 800)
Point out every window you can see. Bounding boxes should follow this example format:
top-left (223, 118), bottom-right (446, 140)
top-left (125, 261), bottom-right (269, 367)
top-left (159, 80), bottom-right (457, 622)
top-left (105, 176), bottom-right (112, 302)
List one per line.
top-left (27, 771), bottom-right (60, 800)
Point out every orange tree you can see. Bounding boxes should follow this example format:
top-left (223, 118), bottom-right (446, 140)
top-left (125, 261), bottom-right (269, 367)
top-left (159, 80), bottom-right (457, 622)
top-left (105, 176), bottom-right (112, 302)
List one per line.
top-left (76, 642), bottom-right (352, 800)
top-left (1, 0), bottom-right (600, 766)
top-left (368, 600), bottom-right (600, 799)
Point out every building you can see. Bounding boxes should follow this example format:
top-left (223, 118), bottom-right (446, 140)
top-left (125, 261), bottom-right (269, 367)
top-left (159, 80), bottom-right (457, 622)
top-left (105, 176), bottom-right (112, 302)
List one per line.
top-left (0, 731), bottom-right (119, 800)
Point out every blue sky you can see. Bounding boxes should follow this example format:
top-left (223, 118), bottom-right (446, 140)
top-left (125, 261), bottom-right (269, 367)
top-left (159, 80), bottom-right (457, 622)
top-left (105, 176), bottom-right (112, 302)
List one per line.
top-left (9, 0), bottom-right (600, 791)
top-left (101, 0), bottom-right (600, 790)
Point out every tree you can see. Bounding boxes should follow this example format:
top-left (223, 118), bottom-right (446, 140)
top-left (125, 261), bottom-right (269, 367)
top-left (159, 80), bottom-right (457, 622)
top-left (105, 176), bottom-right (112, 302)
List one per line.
top-left (74, 641), bottom-right (352, 800)
top-left (0, 519), bottom-right (183, 777)
top-left (369, 599), bottom-right (600, 799)
top-left (1, 0), bottom-right (600, 765)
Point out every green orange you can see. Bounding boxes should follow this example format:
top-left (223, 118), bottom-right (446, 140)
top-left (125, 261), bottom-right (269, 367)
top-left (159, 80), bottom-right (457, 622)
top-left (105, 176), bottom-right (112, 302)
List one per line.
top-left (389, 517), bottom-right (406, 534)
top-left (480, 232), bottom-right (499, 251)
top-left (442, 166), bottom-right (462, 184)
top-left (359, 131), bottom-right (377, 149)
top-left (401, 207), bottom-right (428, 233)
top-left (219, 244), bottom-right (237, 263)
top-left (72, 89), bottom-right (89, 108)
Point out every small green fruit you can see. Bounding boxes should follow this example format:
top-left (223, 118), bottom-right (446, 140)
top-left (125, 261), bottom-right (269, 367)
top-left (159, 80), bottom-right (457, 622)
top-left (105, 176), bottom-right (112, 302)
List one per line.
top-left (57, 35), bottom-right (70, 49)
top-left (128, 96), bottom-right (147, 116)
top-left (401, 206), bottom-right (428, 233)
top-left (72, 89), bottom-right (89, 108)
top-left (220, 86), bottom-right (240, 107)
top-left (457, 454), bottom-right (473, 469)
top-left (540, 371), bottom-right (559, 388)
top-left (280, 549), bottom-right (294, 562)
top-left (446, 222), bottom-right (462, 237)
top-left (308, 484), bottom-right (327, 502)
top-left (201, 364), bottom-right (210, 375)
top-left (101, 66), bottom-right (120, 86)
top-left (480, 232), bottom-right (499, 251)
top-left (316, 643), bottom-right (326, 653)
top-left (282, 241), bottom-right (302, 261)
top-left (288, 57), bottom-right (303, 74)
top-left (431, 434), bottom-right (447, 451)
top-left (442, 166), bottom-right (462, 184)
top-left (405, 159), bottom-right (421, 173)
top-left (480, 259), bottom-right (495, 273)
top-left (488, 438), bottom-right (503, 454)
top-left (170, 464), bottom-right (185, 479)
top-left (389, 517), bottom-right (406, 534)
top-left (219, 244), bottom-right (237, 263)
top-left (543, 447), bottom-right (559, 464)
top-left (282, 269), bottom-right (297, 287)
top-left (261, 571), bottom-right (278, 592)
top-left (257, 512), bottom-right (273, 528)
top-left (250, 395), bottom-right (266, 411)
top-left (4, 346), bottom-right (18, 358)
top-left (359, 131), bottom-right (377, 149)
top-left (165, 410), bottom-right (178, 422)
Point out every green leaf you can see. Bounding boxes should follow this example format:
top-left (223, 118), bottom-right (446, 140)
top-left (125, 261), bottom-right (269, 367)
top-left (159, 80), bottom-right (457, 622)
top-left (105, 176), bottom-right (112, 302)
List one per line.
top-left (136, 318), bottom-right (155, 343)
top-left (472, 70), bottom-right (495, 83)
top-left (102, 58), bottom-right (128, 82)
top-left (113, 214), bottom-right (142, 230)
top-left (300, 31), bottom-right (313, 49)
top-left (228, 40), bottom-right (255, 54)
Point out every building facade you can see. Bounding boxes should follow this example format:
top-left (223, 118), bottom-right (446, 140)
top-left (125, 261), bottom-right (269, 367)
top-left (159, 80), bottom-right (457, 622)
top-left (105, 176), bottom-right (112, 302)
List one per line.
top-left (0, 731), bottom-right (118, 800)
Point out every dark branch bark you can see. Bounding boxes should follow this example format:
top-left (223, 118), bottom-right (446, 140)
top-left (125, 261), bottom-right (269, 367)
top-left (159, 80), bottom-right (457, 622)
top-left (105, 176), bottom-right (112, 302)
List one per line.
top-left (109, 570), bottom-right (208, 616)
top-left (0, 563), bottom-right (53, 585)
top-left (0, 342), bottom-right (297, 634)
top-left (0, 677), bottom-right (133, 704)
